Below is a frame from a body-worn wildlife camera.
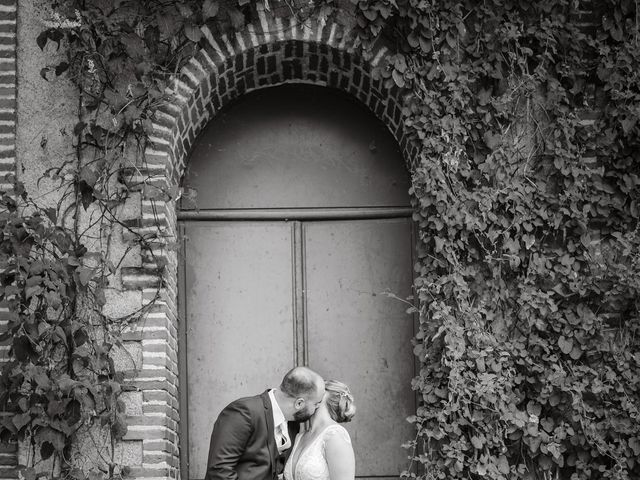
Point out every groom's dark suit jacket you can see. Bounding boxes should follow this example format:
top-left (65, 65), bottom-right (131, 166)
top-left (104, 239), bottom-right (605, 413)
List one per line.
top-left (204, 391), bottom-right (300, 480)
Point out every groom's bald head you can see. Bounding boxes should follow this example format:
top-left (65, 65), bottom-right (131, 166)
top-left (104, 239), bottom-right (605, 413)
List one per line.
top-left (277, 366), bottom-right (325, 421)
top-left (280, 366), bottom-right (324, 398)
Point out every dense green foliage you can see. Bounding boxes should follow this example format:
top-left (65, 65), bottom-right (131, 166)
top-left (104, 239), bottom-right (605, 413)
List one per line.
top-left (0, 185), bottom-right (136, 479)
top-left (350, 1), bottom-right (640, 479)
top-left (1, 1), bottom-right (638, 480)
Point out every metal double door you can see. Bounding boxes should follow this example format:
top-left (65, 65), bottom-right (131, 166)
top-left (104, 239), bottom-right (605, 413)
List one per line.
top-left (180, 217), bottom-right (415, 480)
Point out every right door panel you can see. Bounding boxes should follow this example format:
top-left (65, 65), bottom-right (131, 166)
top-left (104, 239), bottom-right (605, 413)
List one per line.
top-left (304, 219), bottom-right (415, 477)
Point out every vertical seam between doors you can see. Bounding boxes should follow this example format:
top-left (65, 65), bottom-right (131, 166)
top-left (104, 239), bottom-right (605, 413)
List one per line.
top-left (292, 221), bottom-right (306, 366)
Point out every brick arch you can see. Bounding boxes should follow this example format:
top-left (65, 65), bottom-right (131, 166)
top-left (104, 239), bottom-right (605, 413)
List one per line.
top-left (151, 16), bottom-right (415, 191)
top-left (118, 12), bottom-right (416, 479)
top-left (125, 12), bottom-right (418, 278)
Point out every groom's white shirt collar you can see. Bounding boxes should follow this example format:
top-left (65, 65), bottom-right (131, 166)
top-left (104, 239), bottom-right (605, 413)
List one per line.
top-left (268, 389), bottom-right (286, 428)
top-left (268, 389), bottom-right (290, 453)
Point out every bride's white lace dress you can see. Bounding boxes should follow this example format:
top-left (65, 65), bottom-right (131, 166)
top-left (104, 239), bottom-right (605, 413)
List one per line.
top-left (283, 424), bottom-right (351, 480)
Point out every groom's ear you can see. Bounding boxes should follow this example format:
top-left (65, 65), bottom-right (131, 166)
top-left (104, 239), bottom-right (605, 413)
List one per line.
top-left (293, 397), bottom-right (305, 410)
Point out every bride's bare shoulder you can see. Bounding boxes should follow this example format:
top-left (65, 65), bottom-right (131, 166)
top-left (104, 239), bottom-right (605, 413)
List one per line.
top-left (323, 424), bottom-right (351, 445)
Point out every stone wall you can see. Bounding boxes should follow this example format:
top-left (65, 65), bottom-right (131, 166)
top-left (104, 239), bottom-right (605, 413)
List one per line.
top-left (2, 2), bottom-right (601, 480)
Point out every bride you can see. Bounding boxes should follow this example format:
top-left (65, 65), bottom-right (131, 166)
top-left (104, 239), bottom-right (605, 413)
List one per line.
top-left (283, 380), bottom-right (356, 480)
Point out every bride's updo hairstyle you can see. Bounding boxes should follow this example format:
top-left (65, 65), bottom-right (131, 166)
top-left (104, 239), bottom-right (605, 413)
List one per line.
top-left (324, 380), bottom-right (356, 423)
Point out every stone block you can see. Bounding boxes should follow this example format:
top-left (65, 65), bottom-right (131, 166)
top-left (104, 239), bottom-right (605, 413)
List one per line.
top-left (121, 391), bottom-right (144, 416)
top-left (111, 341), bottom-right (143, 372)
top-left (113, 440), bottom-right (143, 467)
top-left (102, 289), bottom-right (144, 320)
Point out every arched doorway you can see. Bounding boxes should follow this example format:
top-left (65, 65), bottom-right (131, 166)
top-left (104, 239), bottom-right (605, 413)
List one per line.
top-left (178, 84), bottom-right (415, 480)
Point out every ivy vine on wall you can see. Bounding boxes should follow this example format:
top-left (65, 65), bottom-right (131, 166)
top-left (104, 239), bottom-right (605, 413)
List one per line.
top-left (1, 1), bottom-right (639, 480)
top-left (355, 1), bottom-right (640, 479)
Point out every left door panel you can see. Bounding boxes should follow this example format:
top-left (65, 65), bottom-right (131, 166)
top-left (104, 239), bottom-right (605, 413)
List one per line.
top-left (182, 222), bottom-right (296, 480)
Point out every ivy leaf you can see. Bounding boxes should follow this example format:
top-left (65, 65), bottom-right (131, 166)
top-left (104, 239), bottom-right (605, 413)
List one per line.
top-left (37, 30), bottom-right (50, 50)
top-left (77, 181), bottom-right (95, 210)
top-left (55, 62), bottom-right (69, 76)
top-left (73, 328), bottom-right (89, 347)
top-left (103, 89), bottom-right (127, 111)
top-left (156, 12), bottom-right (179, 38)
top-left (13, 336), bottom-right (34, 362)
top-left (394, 55), bottom-right (407, 73)
top-left (69, 469), bottom-right (84, 480)
top-left (483, 131), bottom-right (502, 150)
top-left (54, 326), bottom-right (67, 346)
top-left (38, 427), bottom-right (65, 451)
top-left (12, 413), bottom-right (31, 431)
top-left (477, 88), bottom-right (492, 106)
top-left (25, 284), bottom-right (43, 299)
top-left (523, 234), bottom-right (535, 249)
top-left (629, 437), bottom-right (640, 456)
top-left (541, 417), bottom-right (554, 432)
top-left (526, 401), bottom-right (542, 417)
top-left (111, 415), bottom-right (128, 439)
top-left (17, 399), bottom-right (28, 414)
top-left (363, 8), bottom-right (378, 21)
top-left (143, 25), bottom-right (160, 52)
top-left (47, 399), bottom-right (67, 418)
top-left (470, 435), bottom-right (484, 448)
top-left (620, 116), bottom-right (637, 134)
top-left (227, 7), bottom-right (246, 30)
top-left (1, 417), bottom-right (17, 435)
top-left (88, 472), bottom-right (103, 480)
top-left (202, 0), bottom-right (219, 20)
top-left (558, 335), bottom-right (573, 354)
top-left (95, 288), bottom-right (106, 307)
top-left (121, 33), bottom-right (146, 61)
top-left (77, 267), bottom-right (95, 287)
top-left (610, 27), bottom-right (623, 41)
top-left (445, 32), bottom-right (456, 49)
top-left (569, 344), bottom-right (583, 360)
top-left (65, 399), bottom-right (82, 426)
top-left (73, 121), bottom-right (86, 136)
top-left (40, 442), bottom-right (54, 461)
top-left (497, 455), bottom-right (510, 474)
top-left (184, 22), bottom-right (203, 42)
top-left (540, 454), bottom-right (554, 470)
top-left (176, 3), bottom-right (193, 17)
top-left (19, 468), bottom-right (36, 480)
top-left (47, 29), bottom-right (63, 50)
top-left (33, 368), bottom-right (51, 389)
top-left (407, 32), bottom-right (419, 48)
top-left (456, 21), bottom-right (467, 37)
top-left (392, 69), bottom-right (405, 88)
top-left (419, 35), bottom-right (431, 53)
top-left (57, 374), bottom-right (77, 395)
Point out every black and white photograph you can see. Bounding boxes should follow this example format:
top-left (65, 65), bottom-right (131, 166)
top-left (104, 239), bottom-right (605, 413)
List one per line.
top-left (0, 2), bottom-right (638, 480)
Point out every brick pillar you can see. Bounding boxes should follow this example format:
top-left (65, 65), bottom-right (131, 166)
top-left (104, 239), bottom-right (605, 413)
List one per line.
top-left (0, 0), bottom-right (17, 478)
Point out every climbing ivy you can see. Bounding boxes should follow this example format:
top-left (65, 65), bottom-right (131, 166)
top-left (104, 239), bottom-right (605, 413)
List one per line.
top-left (348, 1), bottom-right (640, 479)
top-left (1, 1), bottom-right (639, 480)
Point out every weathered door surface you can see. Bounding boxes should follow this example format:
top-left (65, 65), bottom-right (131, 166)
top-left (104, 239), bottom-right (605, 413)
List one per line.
top-left (179, 85), bottom-right (415, 480)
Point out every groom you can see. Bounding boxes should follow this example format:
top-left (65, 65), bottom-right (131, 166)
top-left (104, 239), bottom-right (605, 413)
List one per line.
top-left (204, 366), bottom-right (325, 480)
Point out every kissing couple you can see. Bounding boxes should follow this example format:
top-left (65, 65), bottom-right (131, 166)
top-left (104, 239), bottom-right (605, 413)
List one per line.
top-left (204, 366), bottom-right (356, 480)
